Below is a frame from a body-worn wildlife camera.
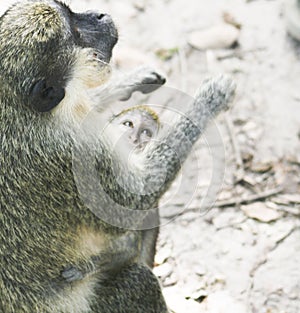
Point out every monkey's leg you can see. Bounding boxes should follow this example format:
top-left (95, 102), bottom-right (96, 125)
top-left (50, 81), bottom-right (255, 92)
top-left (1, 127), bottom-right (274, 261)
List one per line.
top-left (61, 232), bottom-right (140, 283)
top-left (89, 263), bottom-right (168, 313)
top-left (92, 67), bottom-right (166, 107)
top-left (61, 210), bottom-right (159, 282)
top-left (139, 208), bottom-right (160, 268)
top-left (140, 227), bottom-right (159, 268)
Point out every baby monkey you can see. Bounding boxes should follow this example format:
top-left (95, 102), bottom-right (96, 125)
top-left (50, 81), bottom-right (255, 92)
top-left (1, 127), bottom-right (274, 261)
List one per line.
top-left (62, 106), bottom-right (160, 282)
top-left (111, 105), bottom-right (159, 151)
top-left (99, 104), bottom-right (161, 167)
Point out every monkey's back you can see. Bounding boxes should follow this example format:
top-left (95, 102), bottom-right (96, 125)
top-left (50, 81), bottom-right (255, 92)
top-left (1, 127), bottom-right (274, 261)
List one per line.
top-left (0, 99), bottom-right (109, 312)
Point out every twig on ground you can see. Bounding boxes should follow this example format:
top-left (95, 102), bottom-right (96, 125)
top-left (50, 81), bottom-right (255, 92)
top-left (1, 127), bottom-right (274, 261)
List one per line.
top-left (163, 186), bottom-right (284, 219)
top-left (278, 206), bottom-right (300, 217)
top-left (177, 47), bottom-right (188, 93)
top-left (212, 186), bottom-right (284, 208)
top-left (215, 47), bottom-right (267, 60)
top-left (225, 113), bottom-right (245, 183)
top-left (250, 225), bottom-right (298, 277)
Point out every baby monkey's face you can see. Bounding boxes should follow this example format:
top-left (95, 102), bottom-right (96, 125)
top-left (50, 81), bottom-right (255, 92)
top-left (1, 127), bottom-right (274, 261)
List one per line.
top-left (112, 109), bottom-right (159, 150)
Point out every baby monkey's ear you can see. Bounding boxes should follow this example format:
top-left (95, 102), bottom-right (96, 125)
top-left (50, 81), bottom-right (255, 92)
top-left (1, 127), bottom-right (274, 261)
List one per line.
top-left (29, 79), bottom-right (65, 112)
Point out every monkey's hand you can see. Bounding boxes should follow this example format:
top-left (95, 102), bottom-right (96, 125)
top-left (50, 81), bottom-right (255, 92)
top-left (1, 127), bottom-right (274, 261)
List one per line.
top-left (118, 67), bottom-right (166, 101)
top-left (193, 75), bottom-right (236, 116)
top-left (92, 67), bottom-right (166, 109)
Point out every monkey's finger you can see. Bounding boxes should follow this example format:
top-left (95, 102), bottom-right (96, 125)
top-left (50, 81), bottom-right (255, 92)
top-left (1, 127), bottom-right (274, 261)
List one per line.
top-left (139, 71), bottom-right (166, 91)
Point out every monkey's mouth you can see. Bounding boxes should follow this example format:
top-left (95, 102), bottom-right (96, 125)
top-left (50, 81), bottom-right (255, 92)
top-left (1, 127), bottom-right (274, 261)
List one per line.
top-left (92, 51), bottom-right (107, 63)
top-left (135, 143), bottom-right (146, 151)
top-left (75, 14), bottom-right (118, 64)
top-left (92, 49), bottom-right (115, 65)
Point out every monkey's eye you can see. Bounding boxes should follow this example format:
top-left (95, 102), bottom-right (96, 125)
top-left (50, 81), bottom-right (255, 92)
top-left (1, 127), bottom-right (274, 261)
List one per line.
top-left (123, 121), bottom-right (134, 128)
top-left (141, 129), bottom-right (152, 137)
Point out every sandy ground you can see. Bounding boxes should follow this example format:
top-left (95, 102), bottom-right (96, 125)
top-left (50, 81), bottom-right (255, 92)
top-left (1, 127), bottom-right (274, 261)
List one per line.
top-left (1, 0), bottom-right (299, 312)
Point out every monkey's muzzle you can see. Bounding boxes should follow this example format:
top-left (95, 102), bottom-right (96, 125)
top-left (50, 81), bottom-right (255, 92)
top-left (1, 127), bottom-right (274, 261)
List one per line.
top-left (73, 12), bottom-right (118, 63)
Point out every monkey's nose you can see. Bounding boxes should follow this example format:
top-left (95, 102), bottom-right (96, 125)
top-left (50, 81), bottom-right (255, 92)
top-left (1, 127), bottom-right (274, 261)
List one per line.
top-left (97, 13), bottom-right (106, 20)
top-left (87, 12), bottom-right (113, 24)
top-left (130, 135), bottom-right (139, 145)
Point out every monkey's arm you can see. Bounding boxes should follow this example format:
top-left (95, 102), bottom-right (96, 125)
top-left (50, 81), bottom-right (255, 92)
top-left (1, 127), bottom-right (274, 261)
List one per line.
top-left (95, 75), bottom-right (235, 214)
top-left (91, 67), bottom-right (166, 107)
top-left (142, 75), bottom-right (235, 203)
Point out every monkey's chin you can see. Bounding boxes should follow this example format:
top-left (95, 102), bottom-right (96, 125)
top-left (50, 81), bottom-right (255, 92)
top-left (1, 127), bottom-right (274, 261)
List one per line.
top-left (95, 65), bottom-right (112, 87)
top-left (135, 144), bottom-right (146, 151)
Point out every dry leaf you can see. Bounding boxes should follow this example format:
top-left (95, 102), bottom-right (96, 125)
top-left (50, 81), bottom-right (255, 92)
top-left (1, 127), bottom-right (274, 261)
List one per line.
top-left (155, 246), bottom-right (172, 265)
top-left (153, 262), bottom-right (173, 279)
top-left (280, 194), bottom-right (300, 204)
top-left (201, 291), bottom-right (248, 313)
top-left (251, 162), bottom-right (273, 173)
top-left (163, 287), bottom-right (203, 313)
top-left (241, 202), bottom-right (282, 222)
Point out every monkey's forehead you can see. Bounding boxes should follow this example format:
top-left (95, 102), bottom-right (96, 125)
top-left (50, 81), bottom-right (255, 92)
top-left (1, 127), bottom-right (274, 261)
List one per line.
top-left (0, 0), bottom-right (70, 43)
top-left (116, 106), bottom-right (160, 124)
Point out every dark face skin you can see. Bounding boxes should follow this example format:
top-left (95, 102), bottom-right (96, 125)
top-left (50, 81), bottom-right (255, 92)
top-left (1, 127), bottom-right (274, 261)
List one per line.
top-left (27, 0), bottom-right (118, 112)
top-left (70, 9), bottom-right (118, 64)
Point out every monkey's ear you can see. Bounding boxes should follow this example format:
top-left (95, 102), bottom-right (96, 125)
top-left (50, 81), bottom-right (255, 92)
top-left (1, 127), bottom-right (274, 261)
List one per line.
top-left (29, 80), bottom-right (65, 112)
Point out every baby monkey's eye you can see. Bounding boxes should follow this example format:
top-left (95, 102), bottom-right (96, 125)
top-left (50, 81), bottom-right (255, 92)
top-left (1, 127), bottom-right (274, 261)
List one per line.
top-left (141, 129), bottom-right (152, 137)
top-left (123, 121), bottom-right (134, 128)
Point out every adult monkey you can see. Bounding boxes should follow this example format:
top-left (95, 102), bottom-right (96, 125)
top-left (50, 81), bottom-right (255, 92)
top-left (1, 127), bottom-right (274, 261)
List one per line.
top-left (0, 1), bottom-right (236, 312)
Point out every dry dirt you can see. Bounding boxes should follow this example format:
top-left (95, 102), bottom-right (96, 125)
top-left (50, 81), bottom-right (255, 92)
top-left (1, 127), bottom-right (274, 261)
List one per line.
top-left (1, 0), bottom-right (299, 312)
